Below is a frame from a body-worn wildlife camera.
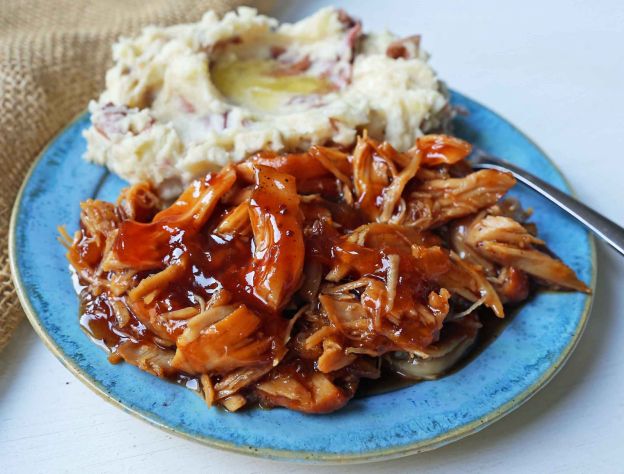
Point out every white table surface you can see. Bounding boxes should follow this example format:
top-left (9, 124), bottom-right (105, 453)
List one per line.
top-left (2, 0), bottom-right (624, 472)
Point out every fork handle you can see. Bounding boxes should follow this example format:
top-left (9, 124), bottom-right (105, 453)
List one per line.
top-left (475, 161), bottom-right (624, 257)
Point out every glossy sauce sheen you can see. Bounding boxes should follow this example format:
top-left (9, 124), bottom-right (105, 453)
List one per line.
top-left (80, 166), bottom-right (437, 346)
top-left (77, 160), bottom-right (443, 399)
top-left (79, 277), bottom-right (516, 398)
top-left (357, 306), bottom-right (516, 397)
top-left (69, 134), bottom-right (570, 413)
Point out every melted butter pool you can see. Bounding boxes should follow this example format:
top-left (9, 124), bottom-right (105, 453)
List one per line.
top-left (211, 58), bottom-right (333, 113)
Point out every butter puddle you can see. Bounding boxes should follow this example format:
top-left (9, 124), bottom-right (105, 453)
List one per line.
top-left (211, 58), bottom-right (333, 113)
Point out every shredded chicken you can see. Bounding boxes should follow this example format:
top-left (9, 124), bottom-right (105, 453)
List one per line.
top-left (465, 214), bottom-right (590, 292)
top-left (406, 169), bottom-right (516, 229)
top-left (65, 133), bottom-right (589, 413)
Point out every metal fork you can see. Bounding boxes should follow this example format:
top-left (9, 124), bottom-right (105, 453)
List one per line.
top-left (470, 149), bottom-right (624, 257)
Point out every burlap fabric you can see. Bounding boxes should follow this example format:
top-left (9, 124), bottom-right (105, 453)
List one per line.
top-left (0, 0), bottom-right (256, 351)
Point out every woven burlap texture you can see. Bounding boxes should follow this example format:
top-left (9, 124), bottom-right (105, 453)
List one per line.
top-left (0, 0), bottom-right (252, 351)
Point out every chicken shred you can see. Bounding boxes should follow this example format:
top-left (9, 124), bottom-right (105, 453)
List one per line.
top-left (66, 134), bottom-right (589, 413)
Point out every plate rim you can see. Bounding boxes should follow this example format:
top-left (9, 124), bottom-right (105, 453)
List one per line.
top-left (9, 91), bottom-right (597, 464)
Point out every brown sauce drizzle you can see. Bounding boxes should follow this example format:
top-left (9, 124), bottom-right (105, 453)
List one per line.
top-left (77, 256), bottom-right (522, 400)
top-left (65, 133), bottom-right (587, 413)
top-left (357, 302), bottom-right (522, 398)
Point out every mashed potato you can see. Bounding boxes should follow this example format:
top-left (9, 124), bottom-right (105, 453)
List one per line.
top-left (84, 7), bottom-right (451, 197)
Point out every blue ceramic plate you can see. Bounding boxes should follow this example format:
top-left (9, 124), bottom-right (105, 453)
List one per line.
top-left (10, 91), bottom-right (595, 463)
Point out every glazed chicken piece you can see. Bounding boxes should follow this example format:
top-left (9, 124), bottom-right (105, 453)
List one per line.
top-left (255, 360), bottom-right (355, 414)
top-left (449, 212), bottom-right (530, 304)
top-left (172, 304), bottom-right (279, 374)
top-left (66, 200), bottom-right (120, 277)
top-left (385, 313), bottom-right (482, 380)
top-left (465, 214), bottom-right (590, 293)
top-left (405, 169), bottom-right (516, 229)
top-left (434, 251), bottom-right (505, 318)
top-left (110, 166), bottom-right (237, 271)
top-left (414, 134), bottom-right (473, 167)
top-left (248, 165), bottom-right (305, 310)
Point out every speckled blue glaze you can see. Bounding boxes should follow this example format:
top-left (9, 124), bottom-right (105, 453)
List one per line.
top-left (10, 91), bottom-right (595, 463)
